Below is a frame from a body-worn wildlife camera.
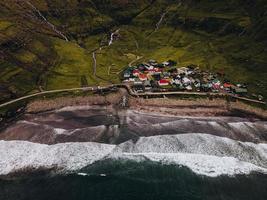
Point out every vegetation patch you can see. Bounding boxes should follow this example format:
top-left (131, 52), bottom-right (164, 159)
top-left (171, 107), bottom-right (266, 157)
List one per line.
top-left (0, 0), bottom-right (266, 103)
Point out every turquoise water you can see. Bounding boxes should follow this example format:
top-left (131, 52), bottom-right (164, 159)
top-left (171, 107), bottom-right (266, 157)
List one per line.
top-left (1, 160), bottom-right (266, 200)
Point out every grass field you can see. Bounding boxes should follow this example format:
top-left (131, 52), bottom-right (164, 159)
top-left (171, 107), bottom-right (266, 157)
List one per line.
top-left (0, 0), bottom-right (266, 103)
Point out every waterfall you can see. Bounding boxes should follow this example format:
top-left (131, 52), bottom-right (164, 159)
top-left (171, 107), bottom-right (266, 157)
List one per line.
top-left (26, 1), bottom-right (69, 41)
top-left (108, 29), bottom-right (120, 46)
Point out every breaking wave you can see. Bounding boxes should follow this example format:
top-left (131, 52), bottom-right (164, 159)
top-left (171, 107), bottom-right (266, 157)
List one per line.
top-left (0, 133), bottom-right (267, 177)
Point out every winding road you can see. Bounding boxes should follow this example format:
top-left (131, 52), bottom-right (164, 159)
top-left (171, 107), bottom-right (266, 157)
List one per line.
top-left (0, 87), bottom-right (97, 109)
top-left (0, 84), bottom-right (265, 109)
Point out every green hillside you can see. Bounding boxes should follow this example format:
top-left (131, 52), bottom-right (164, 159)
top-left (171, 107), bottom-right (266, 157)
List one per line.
top-left (0, 0), bottom-right (266, 102)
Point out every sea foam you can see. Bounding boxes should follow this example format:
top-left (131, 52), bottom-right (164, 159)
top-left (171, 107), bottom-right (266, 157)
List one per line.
top-left (0, 134), bottom-right (267, 177)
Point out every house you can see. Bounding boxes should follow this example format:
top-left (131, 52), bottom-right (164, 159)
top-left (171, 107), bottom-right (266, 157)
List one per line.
top-left (182, 77), bottom-right (191, 85)
top-left (171, 78), bottom-right (182, 86)
top-left (157, 63), bottom-right (165, 68)
top-left (137, 64), bottom-right (146, 71)
top-left (212, 79), bottom-right (221, 84)
top-left (177, 67), bottom-right (188, 75)
top-left (163, 72), bottom-right (171, 78)
top-left (194, 79), bottom-right (201, 87)
top-left (212, 84), bottom-right (220, 90)
top-left (223, 83), bottom-right (232, 88)
top-left (145, 69), bottom-right (154, 74)
top-left (176, 74), bottom-right (181, 79)
top-left (144, 64), bottom-right (154, 70)
top-left (145, 68), bottom-right (162, 75)
top-left (133, 82), bottom-right (144, 93)
top-left (123, 71), bottom-right (131, 78)
top-left (144, 80), bottom-right (152, 91)
top-left (201, 83), bottom-right (212, 92)
top-left (133, 69), bottom-right (140, 77)
top-left (162, 61), bottom-right (170, 67)
top-left (236, 83), bottom-right (247, 88)
top-left (148, 59), bottom-right (158, 66)
top-left (154, 67), bottom-right (163, 74)
top-left (185, 85), bottom-right (193, 91)
top-left (158, 79), bottom-right (169, 86)
top-left (187, 69), bottom-right (195, 75)
top-left (223, 83), bottom-right (233, 92)
top-left (212, 79), bottom-right (221, 90)
top-left (128, 78), bottom-right (137, 82)
top-left (232, 86), bottom-right (248, 95)
top-left (149, 59), bottom-right (156, 63)
top-left (138, 73), bottom-right (148, 81)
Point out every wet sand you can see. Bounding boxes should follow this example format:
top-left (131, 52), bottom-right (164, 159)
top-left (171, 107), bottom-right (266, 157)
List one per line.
top-left (24, 89), bottom-right (267, 120)
top-left (1, 105), bottom-right (266, 144)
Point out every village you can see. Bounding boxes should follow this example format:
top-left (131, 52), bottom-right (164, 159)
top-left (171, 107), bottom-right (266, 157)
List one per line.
top-left (122, 59), bottom-right (264, 100)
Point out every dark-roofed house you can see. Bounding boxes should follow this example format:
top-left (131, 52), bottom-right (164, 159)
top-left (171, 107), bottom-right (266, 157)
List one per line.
top-left (133, 82), bottom-right (144, 93)
top-left (144, 80), bottom-right (152, 91)
top-left (123, 71), bottom-right (131, 78)
top-left (232, 86), bottom-right (248, 95)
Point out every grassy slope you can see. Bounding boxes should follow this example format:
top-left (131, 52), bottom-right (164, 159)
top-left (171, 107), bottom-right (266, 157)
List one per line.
top-left (0, 0), bottom-right (266, 103)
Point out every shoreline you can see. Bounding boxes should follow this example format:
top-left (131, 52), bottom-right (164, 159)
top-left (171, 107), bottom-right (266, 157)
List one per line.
top-left (1, 100), bottom-right (266, 145)
top-left (24, 90), bottom-right (267, 120)
top-left (0, 89), bottom-right (266, 145)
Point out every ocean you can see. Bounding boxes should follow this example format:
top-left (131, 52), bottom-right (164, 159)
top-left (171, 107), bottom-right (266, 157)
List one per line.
top-left (1, 107), bottom-right (267, 200)
top-left (1, 160), bottom-right (267, 200)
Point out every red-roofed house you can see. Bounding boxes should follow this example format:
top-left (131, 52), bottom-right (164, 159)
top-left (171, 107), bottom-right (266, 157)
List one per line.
top-left (158, 79), bottom-right (169, 86)
top-left (223, 83), bottom-right (232, 88)
top-left (144, 69), bottom-right (155, 74)
top-left (154, 68), bottom-right (163, 73)
top-left (138, 73), bottom-right (148, 81)
top-left (212, 83), bottom-right (220, 90)
top-left (133, 69), bottom-right (140, 77)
